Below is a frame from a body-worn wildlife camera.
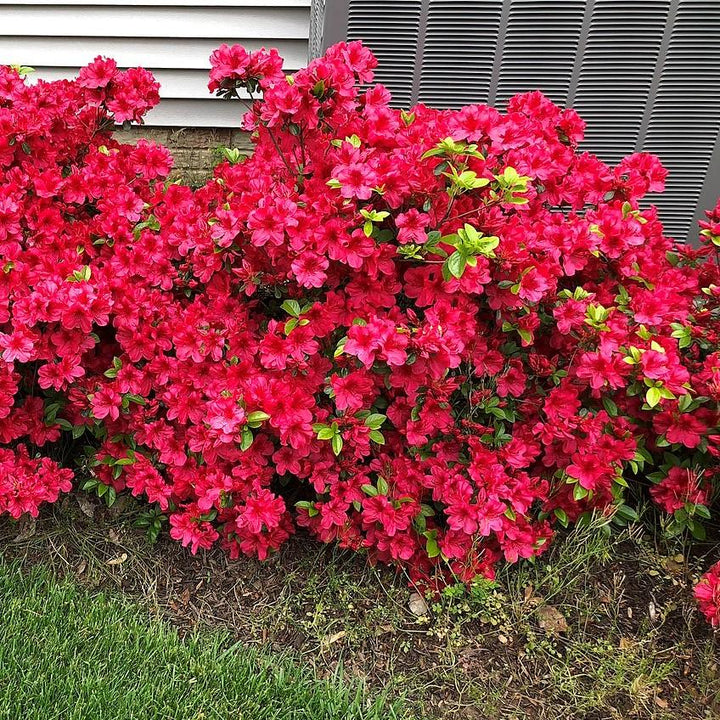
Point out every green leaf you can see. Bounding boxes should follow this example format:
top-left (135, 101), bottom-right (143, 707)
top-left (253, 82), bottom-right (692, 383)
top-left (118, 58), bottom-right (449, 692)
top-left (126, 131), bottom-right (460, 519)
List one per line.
top-left (421, 147), bottom-right (444, 160)
top-left (364, 413), bottom-right (386, 430)
top-left (445, 251), bottom-right (467, 279)
top-left (377, 476), bottom-right (389, 495)
top-left (475, 237), bottom-right (500, 256)
top-left (424, 530), bottom-right (441, 558)
top-left (240, 427), bottom-right (254, 451)
top-left (317, 428), bottom-right (335, 440)
top-left (645, 386), bottom-right (662, 408)
top-left (517, 328), bottom-right (532, 345)
top-left (246, 411), bottom-right (270, 424)
top-left (602, 397), bottom-right (619, 417)
top-left (369, 430), bottom-right (385, 445)
top-left (361, 484), bottom-right (378, 497)
top-left (333, 337), bottom-right (347, 358)
top-left (688, 519), bottom-right (706, 540)
top-left (451, 170), bottom-right (490, 190)
top-left (425, 230), bottom-right (441, 246)
top-left (616, 504), bottom-right (639, 522)
top-left (12, 65), bottom-right (35, 77)
top-left (331, 433), bottom-right (343, 456)
top-left (281, 299), bottom-right (301, 317)
top-left (439, 233), bottom-right (460, 248)
top-left (677, 393), bottom-right (693, 413)
top-left (573, 483), bottom-right (589, 501)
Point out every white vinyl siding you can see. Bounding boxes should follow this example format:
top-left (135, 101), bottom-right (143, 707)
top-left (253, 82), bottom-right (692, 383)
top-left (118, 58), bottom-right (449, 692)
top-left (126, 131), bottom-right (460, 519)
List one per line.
top-left (0, 1), bottom-right (310, 126)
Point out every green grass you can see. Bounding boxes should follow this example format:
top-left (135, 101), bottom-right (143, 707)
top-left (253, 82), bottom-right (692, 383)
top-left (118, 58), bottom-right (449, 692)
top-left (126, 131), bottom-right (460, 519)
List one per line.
top-left (0, 563), bottom-right (405, 720)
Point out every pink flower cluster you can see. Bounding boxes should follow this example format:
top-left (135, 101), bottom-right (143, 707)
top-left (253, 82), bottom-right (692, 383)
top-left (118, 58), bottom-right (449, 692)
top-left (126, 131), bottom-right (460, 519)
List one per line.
top-left (696, 561), bottom-right (720, 627)
top-left (208, 45), bottom-right (284, 99)
top-left (0, 59), bottom-right (164, 517)
top-left (0, 45), bottom-right (718, 606)
top-left (0, 445), bottom-right (72, 518)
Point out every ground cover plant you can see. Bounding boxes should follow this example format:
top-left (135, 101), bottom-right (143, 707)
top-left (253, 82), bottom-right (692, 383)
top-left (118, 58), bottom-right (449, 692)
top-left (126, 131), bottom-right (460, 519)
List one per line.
top-left (0, 43), bottom-right (718, 622)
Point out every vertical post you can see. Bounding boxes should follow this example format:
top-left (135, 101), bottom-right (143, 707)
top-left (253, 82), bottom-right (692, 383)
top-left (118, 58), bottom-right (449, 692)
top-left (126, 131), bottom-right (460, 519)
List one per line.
top-left (320, 0), bottom-right (351, 51)
top-left (690, 130), bottom-right (720, 246)
top-left (566, 0), bottom-right (596, 107)
top-left (488, 0), bottom-right (511, 106)
top-left (409, 0), bottom-right (431, 106)
top-left (635, 0), bottom-right (680, 151)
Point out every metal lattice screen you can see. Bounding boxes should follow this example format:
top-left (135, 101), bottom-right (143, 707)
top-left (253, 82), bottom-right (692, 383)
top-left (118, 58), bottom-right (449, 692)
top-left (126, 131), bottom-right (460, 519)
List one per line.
top-left (312, 0), bottom-right (720, 244)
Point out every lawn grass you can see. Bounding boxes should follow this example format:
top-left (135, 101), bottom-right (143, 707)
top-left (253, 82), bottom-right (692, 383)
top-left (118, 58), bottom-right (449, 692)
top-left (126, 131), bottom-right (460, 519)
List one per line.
top-left (0, 562), bottom-right (404, 720)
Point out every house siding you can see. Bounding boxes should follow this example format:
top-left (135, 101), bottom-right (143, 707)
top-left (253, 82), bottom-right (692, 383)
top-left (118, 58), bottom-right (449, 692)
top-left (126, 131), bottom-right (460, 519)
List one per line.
top-left (0, 0), bottom-right (310, 126)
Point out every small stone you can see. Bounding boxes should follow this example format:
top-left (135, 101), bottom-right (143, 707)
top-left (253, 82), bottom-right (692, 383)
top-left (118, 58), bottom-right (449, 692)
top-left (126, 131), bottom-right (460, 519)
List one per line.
top-left (409, 592), bottom-right (428, 616)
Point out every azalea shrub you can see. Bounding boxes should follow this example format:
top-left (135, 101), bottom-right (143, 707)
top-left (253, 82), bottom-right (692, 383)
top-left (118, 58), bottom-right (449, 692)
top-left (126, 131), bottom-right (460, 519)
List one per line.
top-left (0, 59), bottom-right (165, 517)
top-left (0, 45), bottom-right (719, 613)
